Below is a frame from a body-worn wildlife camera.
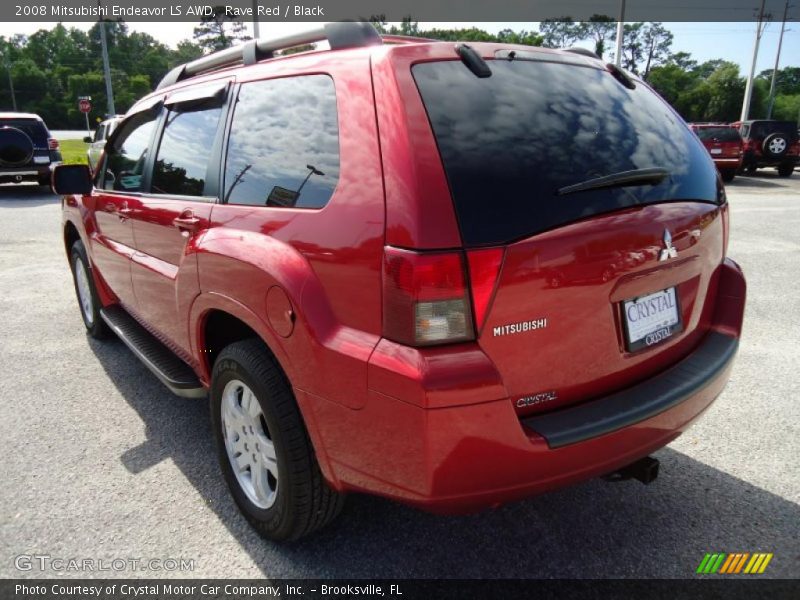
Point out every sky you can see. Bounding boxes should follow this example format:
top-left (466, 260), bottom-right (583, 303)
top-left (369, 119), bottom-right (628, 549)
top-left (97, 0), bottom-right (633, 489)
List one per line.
top-left (0, 20), bottom-right (797, 75)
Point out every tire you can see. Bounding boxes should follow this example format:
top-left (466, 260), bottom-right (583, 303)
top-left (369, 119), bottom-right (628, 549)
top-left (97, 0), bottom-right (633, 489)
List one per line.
top-left (69, 240), bottom-right (110, 339)
top-left (762, 133), bottom-right (788, 158)
top-left (720, 168), bottom-right (736, 183)
top-left (744, 163), bottom-right (758, 175)
top-left (210, 339), bottom-right (344, 541)
top-left (0, 127), bottom-right (34, 166)
top-left (777, 163), bottom-right (794, 178)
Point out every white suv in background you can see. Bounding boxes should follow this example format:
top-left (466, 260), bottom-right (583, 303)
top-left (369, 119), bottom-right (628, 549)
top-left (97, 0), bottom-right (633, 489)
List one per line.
top-left (85, 115), bottom-right (123, 171)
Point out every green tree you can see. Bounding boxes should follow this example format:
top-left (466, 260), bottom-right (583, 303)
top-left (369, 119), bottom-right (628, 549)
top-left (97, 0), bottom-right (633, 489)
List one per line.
top-left (772, 94), bottom-right (800, 122)
top-left (666, 51), bottom-right (697, 71)
top-left (647, 63), bottom-right (699, 110)
top-left (580, 15), bottom-right (616, 58)
top-left (703, 63), bottom-right (745, 121)
top-left (539, 18), bottom-right (582, 48)
top-left (758, 67), bottom-right (800, 96)
top-left (620, 23), bottom-right (674, 79)
top-left (172, 40), bottom-right (204, 64)
top-left (193, 5), bottom-right (251, 53)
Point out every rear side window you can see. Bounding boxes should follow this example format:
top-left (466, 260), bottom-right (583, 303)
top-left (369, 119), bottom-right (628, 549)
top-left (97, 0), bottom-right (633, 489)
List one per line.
top-left (223, 75), bottom-right (340, 208)
top-left (101, 113), bottom-right (159, 192)
top-left (413, 60), bottom-right (717, 246)
top-left (151, 106), bottom-right (222, 197)
top-left (694, 127), bottom-right (741, 142)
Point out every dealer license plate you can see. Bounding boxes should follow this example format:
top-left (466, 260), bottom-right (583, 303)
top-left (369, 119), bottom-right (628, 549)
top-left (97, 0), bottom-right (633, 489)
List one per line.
top-left (622, 287), bottom-right (681, 352)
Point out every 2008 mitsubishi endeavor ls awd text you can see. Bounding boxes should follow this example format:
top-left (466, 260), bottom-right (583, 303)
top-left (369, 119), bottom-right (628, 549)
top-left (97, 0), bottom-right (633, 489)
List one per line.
top-left (54, 22), bottom-right (746, 541)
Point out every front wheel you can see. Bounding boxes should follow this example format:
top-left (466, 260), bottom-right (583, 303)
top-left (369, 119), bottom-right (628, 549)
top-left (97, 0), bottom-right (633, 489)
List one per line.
top-left (210, 339), bottom-right (344, 541)
top-left (69, 240), bottom-right (109, 339)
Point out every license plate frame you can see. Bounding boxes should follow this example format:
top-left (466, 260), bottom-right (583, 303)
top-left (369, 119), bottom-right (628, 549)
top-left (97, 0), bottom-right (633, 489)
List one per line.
top-left (621, 287), bottom-right (682, 352)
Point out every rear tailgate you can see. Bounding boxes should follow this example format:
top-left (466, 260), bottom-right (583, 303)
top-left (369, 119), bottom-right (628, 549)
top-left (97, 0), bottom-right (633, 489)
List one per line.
top-left (694, 126), bottom-right (742, 159)
top-left (412, 50), bottom-right (725, 415)
top-left (482, 202), bottom-right (723, 415)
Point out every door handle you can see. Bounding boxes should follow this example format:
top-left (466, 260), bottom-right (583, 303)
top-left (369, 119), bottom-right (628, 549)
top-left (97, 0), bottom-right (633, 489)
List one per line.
top-left (172, 210), bottom-right (201, 233)
top-left (118, 201), bottom-right (131, 220)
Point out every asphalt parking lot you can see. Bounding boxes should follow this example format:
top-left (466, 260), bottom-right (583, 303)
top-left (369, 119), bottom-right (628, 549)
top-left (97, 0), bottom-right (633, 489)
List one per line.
top-left (0, 172), bottom-right (798, 579)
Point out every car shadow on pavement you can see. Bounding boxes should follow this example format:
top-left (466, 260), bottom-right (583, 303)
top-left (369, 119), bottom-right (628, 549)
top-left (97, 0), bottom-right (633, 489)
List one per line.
top-left (88, 337), bottom-right (799, 579)
top-left (727, 174), bottom-right (789, 189)
top-left (0, 184), bottom-right (59, 206)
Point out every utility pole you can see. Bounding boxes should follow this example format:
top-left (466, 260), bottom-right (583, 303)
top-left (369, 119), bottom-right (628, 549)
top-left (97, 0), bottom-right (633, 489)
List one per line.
top-left (766, 0), bottom-right (790, 119)
top-left (4, 60), bottom-right (16, 111)
top-left (740, 0), bottom-right (768, 122)
top-left (252, 0), bottom-right (260, 39)
top-left (615, 0), bottom-right (626, 67)
top-left (98, 0), bottom-right (115, 117)
top-left (0, 47), bottom-right (17, 111)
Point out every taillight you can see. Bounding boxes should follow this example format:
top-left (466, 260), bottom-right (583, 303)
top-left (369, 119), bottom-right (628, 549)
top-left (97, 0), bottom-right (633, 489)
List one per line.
top-left (383, 247), bottom-right (474, 346)
top-left (466, 248), bottom-right (504, 333)
top-left (48, 138), bottom-right (59, 150)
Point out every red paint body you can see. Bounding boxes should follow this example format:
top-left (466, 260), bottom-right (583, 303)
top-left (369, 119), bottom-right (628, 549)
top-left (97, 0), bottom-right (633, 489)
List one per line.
top-left (62, 42), bottom-right (746, 512)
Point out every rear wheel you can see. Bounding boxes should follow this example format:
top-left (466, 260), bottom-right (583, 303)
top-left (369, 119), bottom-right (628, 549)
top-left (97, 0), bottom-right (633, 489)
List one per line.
top-left (210, 339), bottom-right (344, 541)
top-left (744, 163), bottom-right (758, 175)
top-left (720, 168), bottom-right (736, 183)
top-left (777, 163), bottom-right (794, 178)
top-left (69, 240), bottom-right (109, 339)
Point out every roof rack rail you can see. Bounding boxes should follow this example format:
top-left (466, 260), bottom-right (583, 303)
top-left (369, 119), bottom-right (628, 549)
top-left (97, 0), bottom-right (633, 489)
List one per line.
top-left (381, 34), bottom-right (439, 44)
top-left (564, 47), bottom-right (600, 59)
top-left (157, 22), bottom-right (381, 90)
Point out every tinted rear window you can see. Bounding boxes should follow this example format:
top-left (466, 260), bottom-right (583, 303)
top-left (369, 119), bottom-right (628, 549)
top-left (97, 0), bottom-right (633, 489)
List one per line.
top-left (694, 127), bottom-right (741, 142)
top-left (413, 60), bottom-right (717, 246)
top-left (0, 119), bottom-right (49, 146)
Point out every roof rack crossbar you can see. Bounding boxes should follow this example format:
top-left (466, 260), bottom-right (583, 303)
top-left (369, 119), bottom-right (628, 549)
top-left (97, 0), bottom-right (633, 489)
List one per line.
top-left (157, 22), bottom-right (381, 90)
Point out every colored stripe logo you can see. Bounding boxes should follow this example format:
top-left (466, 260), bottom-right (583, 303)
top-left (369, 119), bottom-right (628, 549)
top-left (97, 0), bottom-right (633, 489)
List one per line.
top-left (696, 552), bottom-right (773, 574)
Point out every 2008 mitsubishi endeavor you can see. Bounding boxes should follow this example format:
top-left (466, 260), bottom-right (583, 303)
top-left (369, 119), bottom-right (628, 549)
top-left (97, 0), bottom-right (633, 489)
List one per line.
top-left (55, 22), bottom-right (746, 541)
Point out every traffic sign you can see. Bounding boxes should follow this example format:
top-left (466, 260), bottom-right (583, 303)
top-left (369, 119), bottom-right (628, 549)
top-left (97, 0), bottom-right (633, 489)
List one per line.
top-left (78, 99), bottom-right (92, 113)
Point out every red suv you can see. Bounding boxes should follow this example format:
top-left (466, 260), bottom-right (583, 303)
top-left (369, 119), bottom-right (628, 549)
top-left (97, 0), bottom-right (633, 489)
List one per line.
top-left (55, 23), bottom-right (746, 541)
top-left (689, 123), bottom-right (743, 182)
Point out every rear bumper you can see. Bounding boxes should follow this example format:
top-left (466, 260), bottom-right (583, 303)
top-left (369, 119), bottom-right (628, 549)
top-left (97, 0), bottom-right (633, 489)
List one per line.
top-left (0, 164), bottom-right (51, 183)
top-left (744, 151), bottom-right (799, 167)
top-left (522, 331), bottom-right (737, 448)
top-left (712, 157), bottom-right (742, 169)
top-left (308, 258), bottom-right (746, 512)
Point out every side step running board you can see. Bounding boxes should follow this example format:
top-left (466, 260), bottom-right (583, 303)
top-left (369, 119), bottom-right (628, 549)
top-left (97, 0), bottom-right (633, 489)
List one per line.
top-left (100, 306), bottom-right (206, 398)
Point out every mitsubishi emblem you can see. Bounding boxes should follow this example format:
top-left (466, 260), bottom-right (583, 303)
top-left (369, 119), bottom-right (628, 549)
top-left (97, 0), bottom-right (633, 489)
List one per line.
top-left (659, 229), bottom-right (678, 261)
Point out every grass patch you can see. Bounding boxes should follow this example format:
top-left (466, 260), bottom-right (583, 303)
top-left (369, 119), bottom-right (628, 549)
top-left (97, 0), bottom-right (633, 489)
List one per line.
top-left (58, 139), bottom-right (89, 165)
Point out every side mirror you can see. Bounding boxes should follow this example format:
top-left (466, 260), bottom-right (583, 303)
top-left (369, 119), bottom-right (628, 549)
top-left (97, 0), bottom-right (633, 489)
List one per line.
top-left (52, 164), bottom-right (93, 195)
top-left (83, 136), bottom-right (92, 143)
